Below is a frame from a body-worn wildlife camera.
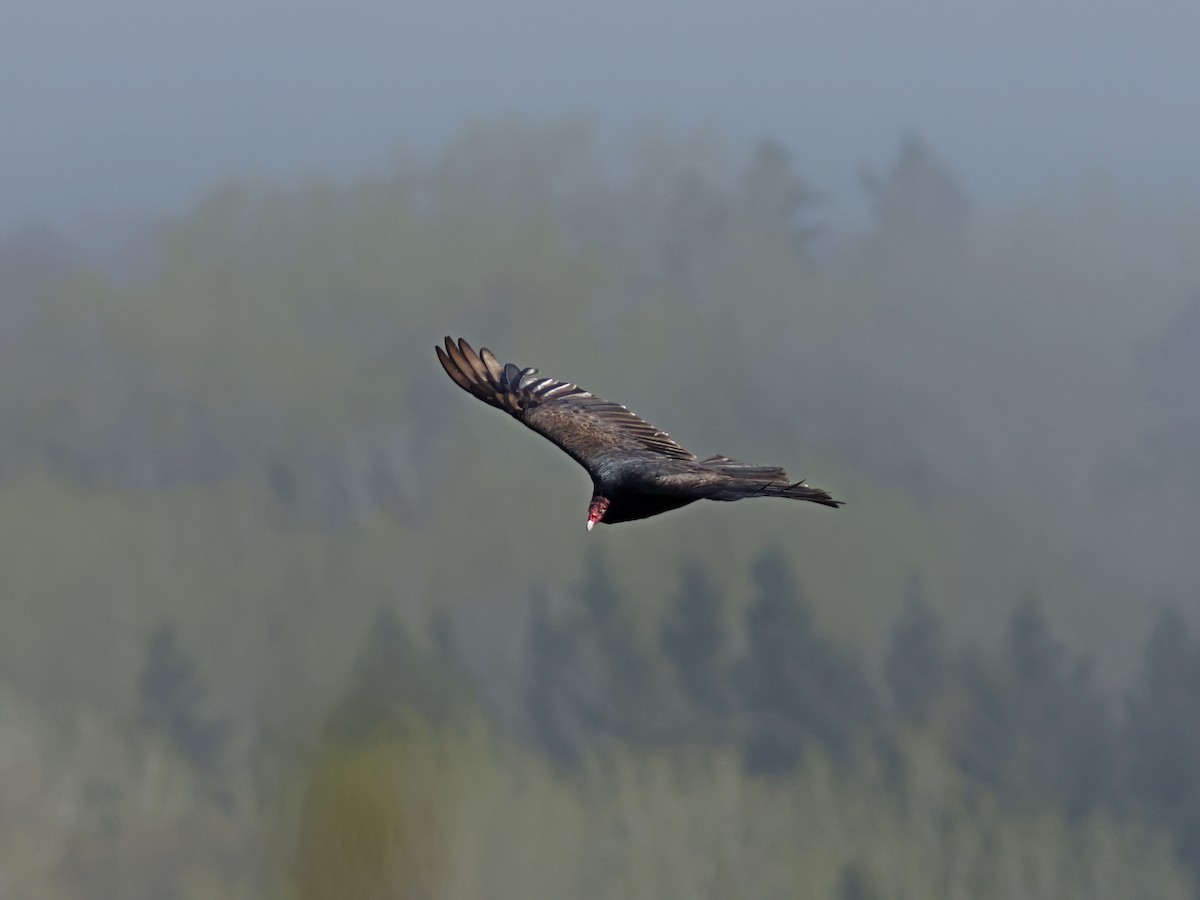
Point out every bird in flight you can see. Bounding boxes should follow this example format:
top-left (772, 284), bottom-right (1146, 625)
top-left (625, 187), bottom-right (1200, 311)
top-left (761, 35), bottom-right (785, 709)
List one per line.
top-left (436, 337), bottom-right (842, 530)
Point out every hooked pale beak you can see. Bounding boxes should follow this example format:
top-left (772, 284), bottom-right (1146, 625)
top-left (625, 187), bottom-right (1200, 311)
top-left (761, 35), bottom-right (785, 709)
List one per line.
top-left (586, 496), bottom-right (608, 532)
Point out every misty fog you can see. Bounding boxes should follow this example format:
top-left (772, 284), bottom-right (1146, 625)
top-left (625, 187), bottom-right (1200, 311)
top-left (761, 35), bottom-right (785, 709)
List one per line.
top-left (5, 0), bottom-right (1198, 227)
top-left (2, 2), bottom-right (1199, 899)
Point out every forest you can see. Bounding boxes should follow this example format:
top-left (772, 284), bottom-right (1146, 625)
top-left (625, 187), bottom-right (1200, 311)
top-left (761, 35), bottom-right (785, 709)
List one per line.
top-left (2, 121), bottom-right (1199, 899)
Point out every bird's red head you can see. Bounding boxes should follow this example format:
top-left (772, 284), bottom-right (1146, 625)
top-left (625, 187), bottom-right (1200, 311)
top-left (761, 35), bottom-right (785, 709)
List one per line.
top-left (586, 496), bottom-right (609, 531)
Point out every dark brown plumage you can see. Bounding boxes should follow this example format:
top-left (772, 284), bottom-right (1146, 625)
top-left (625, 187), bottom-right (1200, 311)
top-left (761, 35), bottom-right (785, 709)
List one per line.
top-left (436, 336), bottom-right (843, 529)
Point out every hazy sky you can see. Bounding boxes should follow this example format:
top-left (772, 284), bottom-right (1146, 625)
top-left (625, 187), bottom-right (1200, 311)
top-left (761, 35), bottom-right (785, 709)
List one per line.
top-left (4, 0), bottom-right (1198, 228)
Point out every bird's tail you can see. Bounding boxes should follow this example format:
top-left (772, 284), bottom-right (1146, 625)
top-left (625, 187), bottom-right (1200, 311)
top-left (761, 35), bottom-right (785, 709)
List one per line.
top-left (702, 454), bottom-right (843, 509)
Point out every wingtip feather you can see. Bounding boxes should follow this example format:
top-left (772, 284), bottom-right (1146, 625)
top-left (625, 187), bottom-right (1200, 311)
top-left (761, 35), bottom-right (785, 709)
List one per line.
top-left (479, 347), bottom-right (505, 381)
top-left (456, 338), bottom-right (495, 384)
top-left (444, 338), bottom-right (475, 382)
top-left (436, 342), bottom-right (473, 392)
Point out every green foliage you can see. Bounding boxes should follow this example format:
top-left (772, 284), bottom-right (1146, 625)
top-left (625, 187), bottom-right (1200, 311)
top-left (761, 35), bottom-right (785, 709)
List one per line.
top-left (294, 729), bottom-right (476, 900)
top-left (288, 717), bottom-right (1195, 900)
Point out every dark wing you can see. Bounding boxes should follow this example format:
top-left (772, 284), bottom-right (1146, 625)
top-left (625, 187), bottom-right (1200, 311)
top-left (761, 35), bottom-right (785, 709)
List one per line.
top-left (436, 336), bottom-right (696, 471)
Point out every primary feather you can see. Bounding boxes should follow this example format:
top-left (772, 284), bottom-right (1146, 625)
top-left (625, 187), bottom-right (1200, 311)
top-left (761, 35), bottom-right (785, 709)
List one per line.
top-left (436, 336), bottom-right (842, 526)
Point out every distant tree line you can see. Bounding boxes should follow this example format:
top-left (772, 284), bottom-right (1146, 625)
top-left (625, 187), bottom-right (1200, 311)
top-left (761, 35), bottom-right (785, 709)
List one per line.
top-left (503, 548), bottom-right (1200, 885)
top-left (7, 116), bottom-right (1194, 898)
top-left (183, 540), bottom-right (1194, 887)
top-left (207, 541), bottom-right (1197, 890)
top-left (120, 541), bottom-right (1200, 898)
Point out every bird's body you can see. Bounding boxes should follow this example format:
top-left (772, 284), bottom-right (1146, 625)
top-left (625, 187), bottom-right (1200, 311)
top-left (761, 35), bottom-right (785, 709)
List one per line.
top-left (436, 337), bottom-right (842, 528)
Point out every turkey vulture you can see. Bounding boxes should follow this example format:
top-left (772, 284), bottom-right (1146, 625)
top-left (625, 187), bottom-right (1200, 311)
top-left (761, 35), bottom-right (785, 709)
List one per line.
top-left (436, 337), bottom-right (842, 529)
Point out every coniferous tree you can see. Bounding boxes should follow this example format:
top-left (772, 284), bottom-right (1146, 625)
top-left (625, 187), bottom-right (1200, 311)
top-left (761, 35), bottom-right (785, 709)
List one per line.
top-left (942, 649), bottom-right (1016, 791)
top-left (1005, 593), bottom-right (1063, 689)
top-left (1054, 654), bottom-right (1121, 819)
top-left (946, 597), bottom-right (1067, 797)
top-left (1128, 608), bottom-right (1198, 810)
top-left (859, 133), bottom-right (971, 242)
top-left (660, 559), bottom-right (728, 719)
top-left (139, 622), bottom-right (227, 772)
top-left (735, 547), bottom-right (876, 774)
top-left (883, 574), bottom-right (946, 726)
top-left (329, 607), bottom-right (469, 742)
top-left (579, 551), bottom-right (622, 627)
top-left (659, 171), bottom-right (729, 279)
top-left (739, 139), bottom-right (824, 250)
top-left (944, 595), bottom-right (1119, 816)
top-left (837, 861), bottom-right (882, 900)
top-left (574, 551), bottom-right (660, 743)
top-left (1004, 596), bottom-right (1075, 807)
top-left (525, 590), bottom-right (581, 770)
top-left (1005, 594), bottom-right (1119, 815)
top-left (1127, 607), bottom-right (1200, 874)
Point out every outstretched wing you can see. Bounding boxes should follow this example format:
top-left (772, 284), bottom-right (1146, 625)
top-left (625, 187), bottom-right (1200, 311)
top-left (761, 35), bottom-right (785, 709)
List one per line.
top-left (436, 336), bottom-right (696, 471)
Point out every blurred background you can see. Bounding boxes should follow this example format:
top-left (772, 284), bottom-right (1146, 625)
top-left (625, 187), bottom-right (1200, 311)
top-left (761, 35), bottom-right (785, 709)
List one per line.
top-left (3, 1), bottom-right (1200, 898)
